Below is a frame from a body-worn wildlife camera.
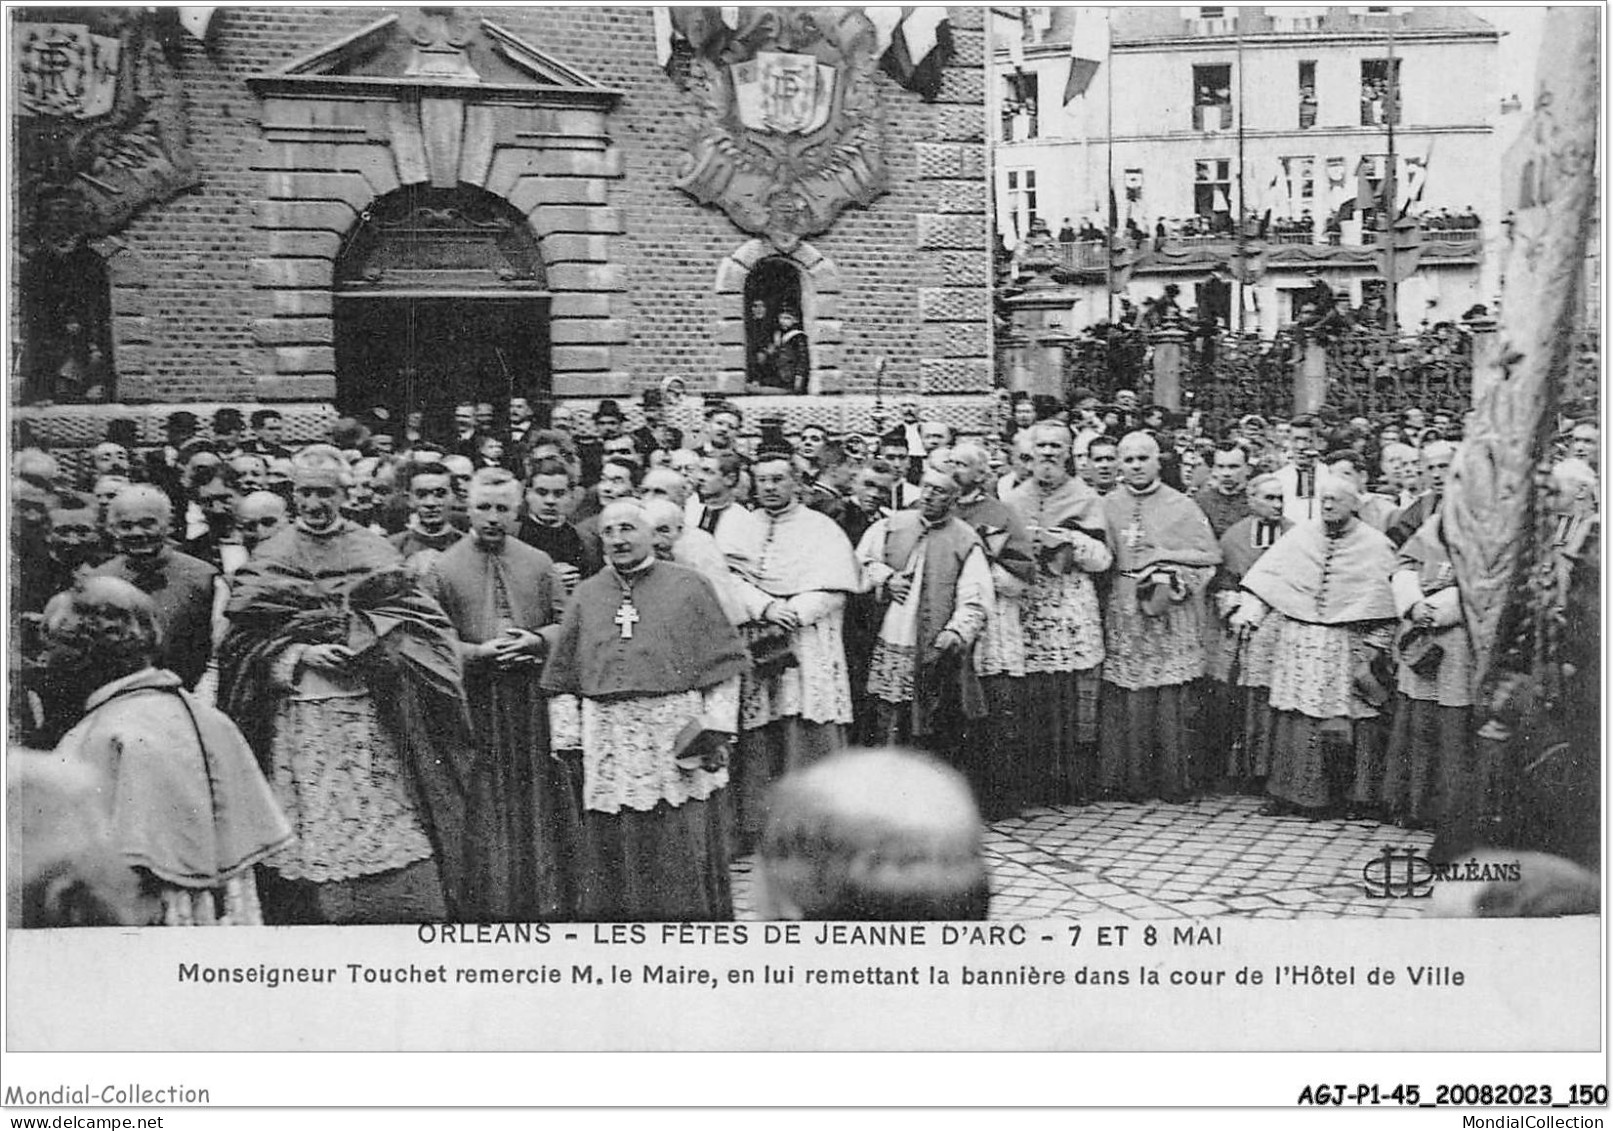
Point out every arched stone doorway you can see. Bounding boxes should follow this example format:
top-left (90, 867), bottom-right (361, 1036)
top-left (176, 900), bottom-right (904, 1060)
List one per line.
top-left (333, 185), bottom-right (549, 439)
top-left (247, 11), bottom-right (623, 407)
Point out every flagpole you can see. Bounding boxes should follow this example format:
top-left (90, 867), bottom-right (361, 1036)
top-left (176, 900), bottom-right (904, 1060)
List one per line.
top-left (1234, 20), bottom-right (1246, 335)
top-left (1385, 25), bottom-right (1398, 334)
top-left (1105, 7), bottom-right (1114, 328)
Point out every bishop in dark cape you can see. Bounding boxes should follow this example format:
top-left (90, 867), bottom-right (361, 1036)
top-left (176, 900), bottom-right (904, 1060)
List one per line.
top-left (542, 500), bottom-right (749, 921)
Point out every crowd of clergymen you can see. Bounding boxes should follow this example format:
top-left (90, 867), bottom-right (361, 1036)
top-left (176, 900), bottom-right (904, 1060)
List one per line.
top-left (8, 388), bottom-right (1602, 926)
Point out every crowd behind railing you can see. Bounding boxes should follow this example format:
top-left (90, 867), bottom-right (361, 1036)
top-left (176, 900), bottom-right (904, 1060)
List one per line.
top-left (1051, 206), bottom-right (1486, 268)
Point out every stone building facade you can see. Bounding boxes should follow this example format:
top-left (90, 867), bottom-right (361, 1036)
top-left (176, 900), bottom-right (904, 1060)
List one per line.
top-left (13, 6), bottom-right (992, 452)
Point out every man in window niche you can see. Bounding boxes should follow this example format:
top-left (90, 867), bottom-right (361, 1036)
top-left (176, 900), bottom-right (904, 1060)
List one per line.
top-left (748, 298), bottom-right (774, 386)
top-left (771, 310), bottom-right (810, 394)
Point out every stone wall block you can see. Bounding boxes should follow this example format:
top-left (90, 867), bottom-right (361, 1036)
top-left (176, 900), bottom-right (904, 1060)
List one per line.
top-left (918, 286), bottom-right (989, 322)
top-left (336, 144), bottom-right (402, 202)
top-left (549, 318), bottom-right (628, 345)
top-left (550, 293), bottom-right (614, 319)
top-left (266, 230), bottom-right (342, 259)
top-left (539, 233), bottom-right (611, 264)
top-left (263, 171), bottom-right (372, 211)
top-left (251, 259), bottom-right (335, 289)
top-left (256, 374), bottom-right (339, 401)
top-left (551, 345), bottom-right (615, 372)
top-left (252, 317), bottom-right (334, 346)
top-left (419, 97), bottom-right (465, 189)
top-left (552, 371), bottom-right (630, 398)
top-left (916, 213), bottom-right (986, 251)
top-left (274, 346), bottom-right (337, 373)
top-left (387, 101), bottom-right (429, 185)
top-left (253, 199), bottom-right (356, 233)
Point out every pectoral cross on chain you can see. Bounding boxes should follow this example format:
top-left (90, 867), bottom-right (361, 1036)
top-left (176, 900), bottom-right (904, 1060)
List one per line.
top-left (1122, 519), bottom-right (1147, 551)
top-left (614, 600), bottom-right (641, 640)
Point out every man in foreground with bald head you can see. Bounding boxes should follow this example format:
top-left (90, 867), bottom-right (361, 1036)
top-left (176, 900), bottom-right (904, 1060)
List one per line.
top-left (90, 484), bottom-right (222, 691)
top-left (1099, 431), bottom-right (1221, 802)
top-left (235, 491), bottom-right (288, 555)
top-left (756, 746), bottom-right (989, 920)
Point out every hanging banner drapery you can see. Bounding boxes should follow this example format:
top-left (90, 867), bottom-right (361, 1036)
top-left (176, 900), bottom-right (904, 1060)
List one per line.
top-left (1443, 6), bottom-right (1600, 703)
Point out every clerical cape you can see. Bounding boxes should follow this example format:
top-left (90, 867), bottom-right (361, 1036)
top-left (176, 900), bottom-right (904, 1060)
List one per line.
top-left (426, 537), bottom-right (578, 921)
top-left (56, 667), bottom-right (291, 891)
top-left (1101, 482), bottom-right (1221, 690)
top-left (218, 522), bottom-right (475, 918)
top-left (1241, 520), bottom-right (1398, 626)
top-left (541, 560), bottom-right (748, 701)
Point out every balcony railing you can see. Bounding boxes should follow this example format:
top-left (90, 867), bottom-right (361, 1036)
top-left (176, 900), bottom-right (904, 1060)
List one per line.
top-left (1057, 242), bottom-right (1110, 270)
top-left (1362, 224), bottom-right (1481, 245)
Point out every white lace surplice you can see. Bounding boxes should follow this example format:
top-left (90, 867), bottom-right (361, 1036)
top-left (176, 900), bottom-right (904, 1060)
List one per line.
top-left (739, 595), bottom-right (854, 728)
top-left (1020, 569), bottom-right (1105, 674)
top-left (265, 649), bottom-right (435, 884)
top-left (1264, 615), bottom-right (1388, 721)
top-left (550, 678), bottom-right (739, 814)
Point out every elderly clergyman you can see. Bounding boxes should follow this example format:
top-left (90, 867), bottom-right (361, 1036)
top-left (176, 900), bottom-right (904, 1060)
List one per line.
top-left (1002, 421), bottom-right (1112, 808)
top-left (1233, 478), bottom-right (1398, 819)
top-left (541, 499), bottom-right (750, 921)
top-left (855, 467), bottom-right (991, 765)
top-left (219, 445), bottom-right (473, 924)
top-left (1098, 431), bottom-right (1221, 802)
top-left (89, 484), bottom-right (223, 691)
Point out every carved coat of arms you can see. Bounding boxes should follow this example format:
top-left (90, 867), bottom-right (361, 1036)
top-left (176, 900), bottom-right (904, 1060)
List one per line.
top-left (14, 8), bottom-right (200, 260)
top-left (674, 8), bottom-right (889, 251)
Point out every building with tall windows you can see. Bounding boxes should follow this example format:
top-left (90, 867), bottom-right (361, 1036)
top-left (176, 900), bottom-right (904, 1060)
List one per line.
top-left (12, 6), bottom-right (990, 452)
top-left (991, 6), bottom-right (1502, 335)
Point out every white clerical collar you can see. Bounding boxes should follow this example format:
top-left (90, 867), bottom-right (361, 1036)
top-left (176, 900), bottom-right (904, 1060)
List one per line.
top-left (611, 555), bottom-right (656, 578)
top-left (1125, 480), bottom-right (1162, 497)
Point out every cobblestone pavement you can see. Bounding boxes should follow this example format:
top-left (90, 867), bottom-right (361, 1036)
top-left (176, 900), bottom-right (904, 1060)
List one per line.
top-left (734, 795), bottom-right (1434, 920)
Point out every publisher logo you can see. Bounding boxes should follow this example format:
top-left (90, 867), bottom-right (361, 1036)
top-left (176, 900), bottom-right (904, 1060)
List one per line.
top-left (1361, 846), bottom-right (1434, 899)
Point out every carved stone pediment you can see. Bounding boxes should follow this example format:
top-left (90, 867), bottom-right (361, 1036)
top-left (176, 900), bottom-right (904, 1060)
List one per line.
top-left (250, 8), bottom-right (620, 109)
